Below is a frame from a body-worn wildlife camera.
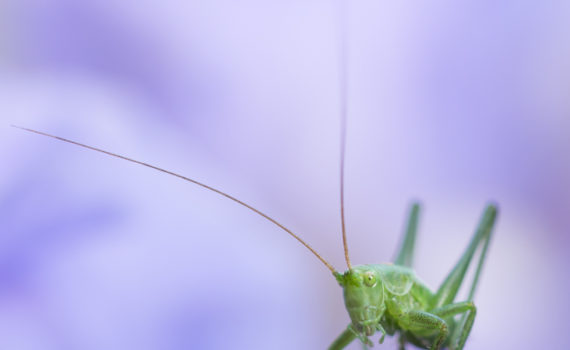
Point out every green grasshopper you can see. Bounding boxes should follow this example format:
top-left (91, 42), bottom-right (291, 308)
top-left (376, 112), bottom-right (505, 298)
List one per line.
top-left (329, 203), bottom-right (497, 350)
top-left (15, 126), bottom-right (497, 350)
top-left (13, 4), bottom-right (497, 349)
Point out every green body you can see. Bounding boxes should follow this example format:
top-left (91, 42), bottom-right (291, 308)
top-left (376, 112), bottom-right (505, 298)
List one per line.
top-left (330, 204), bottom-right (497, 350)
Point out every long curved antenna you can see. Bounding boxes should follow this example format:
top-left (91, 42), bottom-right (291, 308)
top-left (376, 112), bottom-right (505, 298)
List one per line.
top-left (12, 125), bottom-right (338, 274)
top-left (338, 0), bottom-right (352, 270)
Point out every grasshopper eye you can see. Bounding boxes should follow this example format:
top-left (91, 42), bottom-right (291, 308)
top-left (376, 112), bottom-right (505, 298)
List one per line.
top-left (364, 272), bottom-right (376, 287)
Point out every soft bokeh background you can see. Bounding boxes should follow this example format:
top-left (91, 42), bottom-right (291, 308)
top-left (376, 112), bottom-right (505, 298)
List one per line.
top-left (1, 0), bottom-right (569, 349)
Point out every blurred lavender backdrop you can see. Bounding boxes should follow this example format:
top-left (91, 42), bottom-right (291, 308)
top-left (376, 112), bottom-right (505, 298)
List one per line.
top-left (1, 0), bottom-right (569, 349)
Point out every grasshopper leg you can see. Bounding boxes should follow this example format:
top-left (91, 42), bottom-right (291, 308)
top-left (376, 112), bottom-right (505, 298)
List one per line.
top-left (393, 202), bottom-right (421, 267)
top-left (328, 326), bottom-right (356, 350)
top-left (432, 204), bottom-right (498, 308)
top-left (430, 204), bottom-right (497, 349)
top-left (328, 323), bottom-right (380, 350)
top-left (399, 310), bottom-right (449, 350)
top-left (398, 334), bottom-right (406, 350)
top-left (430, 301), bottom-right (477, 350)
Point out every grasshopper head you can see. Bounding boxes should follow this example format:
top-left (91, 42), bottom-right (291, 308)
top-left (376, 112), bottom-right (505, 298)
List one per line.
top-left (335, 265), bottom-right (386, 337)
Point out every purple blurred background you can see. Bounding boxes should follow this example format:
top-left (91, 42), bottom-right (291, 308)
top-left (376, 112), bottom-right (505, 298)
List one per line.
top-left (1, 0), bottom-right (569, 349)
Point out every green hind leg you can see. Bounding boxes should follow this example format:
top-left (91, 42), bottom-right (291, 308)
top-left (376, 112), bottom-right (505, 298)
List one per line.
top-left (430, 204), bottom-right (498, 348)
top-left (399, 311), bottom-right (449, 350)
top-left (432, 204), bottom-right (497, 308)
top-left (393, 202), bottom-right (421, 267)
top-left (430, 301), bottom-right (477, 350)
top-left (400, 303), bottom-right (476, 350)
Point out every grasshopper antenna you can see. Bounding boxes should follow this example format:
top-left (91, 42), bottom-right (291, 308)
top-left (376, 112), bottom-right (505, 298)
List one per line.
top-left (11, 125), bottom-right (338, 274)
top-left (338, 0), bottom-right (352, 270)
